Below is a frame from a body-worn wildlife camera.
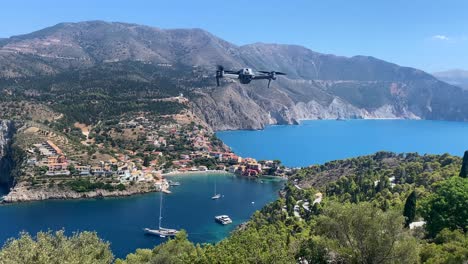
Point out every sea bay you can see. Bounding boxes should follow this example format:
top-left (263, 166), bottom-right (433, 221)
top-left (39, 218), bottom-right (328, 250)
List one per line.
top-left (217, 119), bottom-right (468, 167)
top-left (0, 174), bottom-right (283, 258)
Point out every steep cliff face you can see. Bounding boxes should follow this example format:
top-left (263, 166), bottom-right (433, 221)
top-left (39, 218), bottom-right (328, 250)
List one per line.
top-left (192, 80), bottom-right (422, 130)
top-left (0, 120), bottom-right (15, 190)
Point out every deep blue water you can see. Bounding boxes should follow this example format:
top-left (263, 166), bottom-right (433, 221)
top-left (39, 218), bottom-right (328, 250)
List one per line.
top-left (0, 174), bottom-right (283, 258)
top-left (217, 120), bottom-right (468, 167)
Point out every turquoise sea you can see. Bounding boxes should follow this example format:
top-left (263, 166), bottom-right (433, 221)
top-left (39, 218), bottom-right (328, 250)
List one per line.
top-left (217, 119), bottom-right (468, 167)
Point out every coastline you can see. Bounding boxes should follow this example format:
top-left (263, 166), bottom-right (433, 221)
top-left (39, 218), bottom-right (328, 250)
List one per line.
top-left (1, 182), bottom-right (160, 204)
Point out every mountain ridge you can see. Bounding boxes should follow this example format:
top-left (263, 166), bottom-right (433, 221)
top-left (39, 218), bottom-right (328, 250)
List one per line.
top-left (0, 21), bottom-right (467, 130)
top-left (433, 69), bottom-right (468, 90)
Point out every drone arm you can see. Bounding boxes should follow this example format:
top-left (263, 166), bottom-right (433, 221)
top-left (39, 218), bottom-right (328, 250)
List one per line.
top-left (251, 75), bottom-right (271, 80)
top-left (223, 73), bottom-right (240, 79)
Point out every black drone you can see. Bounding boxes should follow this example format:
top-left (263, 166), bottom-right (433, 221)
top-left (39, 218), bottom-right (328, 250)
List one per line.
top-left (216, 65), bottom-right (286, 88)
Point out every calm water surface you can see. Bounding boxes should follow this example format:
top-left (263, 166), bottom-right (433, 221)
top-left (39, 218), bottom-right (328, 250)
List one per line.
top-left (217, 120), bottom-right (468, 167)
top-left (0, 174), bottom-right (283, 258)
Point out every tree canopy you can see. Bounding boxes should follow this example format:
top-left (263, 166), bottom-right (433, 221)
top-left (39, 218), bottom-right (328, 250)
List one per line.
top-left (421, 176), bottom-right (468, 237)
top-left (0, 230), bottom-right (113, 264)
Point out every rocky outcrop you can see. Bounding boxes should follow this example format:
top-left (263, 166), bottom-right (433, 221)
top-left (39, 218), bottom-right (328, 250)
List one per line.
top-left (2, 182), bottom-right (157, 203)
top-left (0, 120), bottom-right (14, 186)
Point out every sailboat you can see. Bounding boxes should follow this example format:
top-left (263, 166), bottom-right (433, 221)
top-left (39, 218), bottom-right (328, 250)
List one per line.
top-left (211, 179), bottom-right (221, 200)
top-left (144, 192), bottom-right (178, 237)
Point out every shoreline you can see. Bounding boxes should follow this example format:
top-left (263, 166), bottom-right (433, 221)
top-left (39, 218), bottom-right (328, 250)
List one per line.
top-left (213, 117), bottom-right (416, 132)
top-left (0, 183), bottom-right (161, 205)
top-left (162, 170), bottom-right (232, 177)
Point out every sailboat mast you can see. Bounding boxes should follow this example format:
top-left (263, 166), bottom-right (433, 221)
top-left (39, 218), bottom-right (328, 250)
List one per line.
top-left (159, 191), bottom-right (163, 229)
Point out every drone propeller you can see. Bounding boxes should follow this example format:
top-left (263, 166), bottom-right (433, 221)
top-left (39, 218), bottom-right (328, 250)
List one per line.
top-left (259, 71), bottom-right (286, 75)
top-left (216, 65), bottom-right (224, 86)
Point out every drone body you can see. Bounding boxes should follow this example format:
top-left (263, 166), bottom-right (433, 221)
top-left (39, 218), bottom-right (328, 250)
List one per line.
top-left (216, 66), bottom-right (286, 88)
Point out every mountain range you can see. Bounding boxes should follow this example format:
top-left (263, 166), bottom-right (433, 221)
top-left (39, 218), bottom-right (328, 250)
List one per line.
top-left (1, 21), bottom-right (467, 130)
top-left (433, 69), bottom-right (468, 90)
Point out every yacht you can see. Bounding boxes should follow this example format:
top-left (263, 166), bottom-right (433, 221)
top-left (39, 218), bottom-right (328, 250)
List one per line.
top-left (215, 215), bottom-right (232, 225)
top-left (144, 192), bottom-right (179, 238)
top-left (144, 227), bottom-right (178, 238)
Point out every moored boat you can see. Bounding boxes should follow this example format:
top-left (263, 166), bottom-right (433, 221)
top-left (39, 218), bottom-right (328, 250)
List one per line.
top-left (144, 227), bottom-right (178, 237)
top-left (144, 192), bottom-right (179, 238)
top-left (168, 180), bottom-right (181, 186)
top-left (211, 179), bottom-right (221, 199)
top-left (215, 215), bottom-right (232, 225)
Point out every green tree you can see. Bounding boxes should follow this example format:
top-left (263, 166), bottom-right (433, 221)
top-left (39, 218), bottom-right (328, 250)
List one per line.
top-left (421, 176), bottom-right (468, 237)
top-left (419, 229), bottom-right (468, 264)
top-left (316, 202), bottom-right (419, 264)
top-left (460, 151), bottom-right (468, 178)
top-left (116, 231), bottom-right (198, 264)
top-left (295, 236), bottom-right (328, 264)
top-left (0, 230), bottom-right (113, 264)
top-left (403, 190), bottom-right (417, 227)
top-left (204, 224), bottom-right (295, 263)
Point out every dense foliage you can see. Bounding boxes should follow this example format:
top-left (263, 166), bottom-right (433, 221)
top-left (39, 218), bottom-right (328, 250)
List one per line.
top-left (67, 178), bottom-right (125, 192)
top-left (0, 231), bottom-right (113, 264)
top-left (421, 176), bottom-right (468, 237)
top-left (2, 152), bottom-right (467, 263)
top-left (315, 202), bottom-right (419, 263)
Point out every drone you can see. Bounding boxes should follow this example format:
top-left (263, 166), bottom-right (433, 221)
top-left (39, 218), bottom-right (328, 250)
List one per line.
top-left (216, 65), bottom-right (286, 88)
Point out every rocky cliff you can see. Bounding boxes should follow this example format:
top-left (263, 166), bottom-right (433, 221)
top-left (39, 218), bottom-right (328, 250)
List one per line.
top-left (0, 120), bottom-right (14, 187)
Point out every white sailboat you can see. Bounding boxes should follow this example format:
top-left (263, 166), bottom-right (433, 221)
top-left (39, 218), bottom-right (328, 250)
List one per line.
top-left (144, 192), bottom-right (178, 238)
top-left (211, 179), bottom-right (221, 200)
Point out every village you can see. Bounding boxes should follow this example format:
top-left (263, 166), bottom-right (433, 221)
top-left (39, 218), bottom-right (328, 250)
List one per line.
top-left (21, 102), bottom-right (293, 195)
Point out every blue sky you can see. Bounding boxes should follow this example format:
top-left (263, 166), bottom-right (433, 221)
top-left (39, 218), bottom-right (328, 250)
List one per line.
top-left (1, 0), bottom-right (467, 72)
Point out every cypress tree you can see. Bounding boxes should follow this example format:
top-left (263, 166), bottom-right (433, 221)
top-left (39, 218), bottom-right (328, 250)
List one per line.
top-left (403, 190), bottom-right (417, 227)
top-left (460, 151), bottom-right (468, 178)
top-left (143, 155), bottom-right (150, 167)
